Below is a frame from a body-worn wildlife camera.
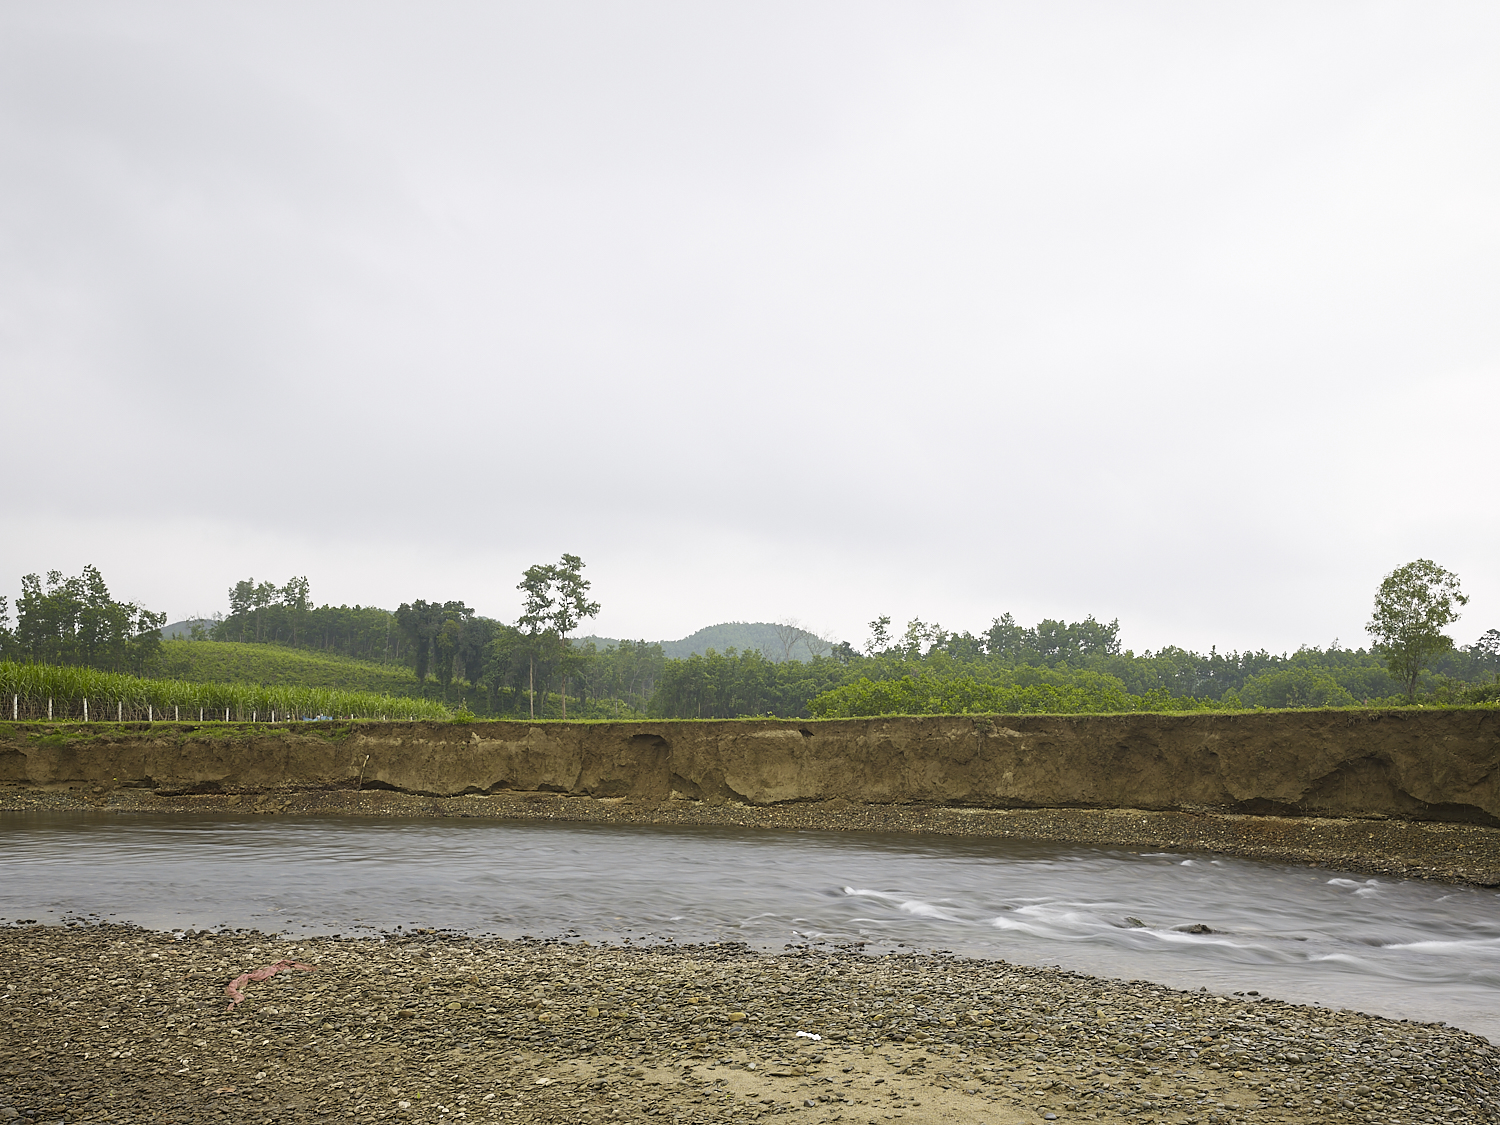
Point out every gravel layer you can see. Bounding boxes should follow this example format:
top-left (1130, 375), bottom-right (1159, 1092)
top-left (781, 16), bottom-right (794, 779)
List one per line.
top-left (1, 925), bottom-right (1496, 1125)
top-left (5, 785), bottom-right (1500, 887)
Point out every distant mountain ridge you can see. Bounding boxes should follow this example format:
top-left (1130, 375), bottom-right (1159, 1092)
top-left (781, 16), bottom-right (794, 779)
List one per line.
top-left (160, 618), bottom-right (215, 640)
top-left (577, 621), bottom-right (835, 663)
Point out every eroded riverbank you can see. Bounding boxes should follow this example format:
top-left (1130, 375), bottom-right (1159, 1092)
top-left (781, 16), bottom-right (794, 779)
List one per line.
top-left (1, 925), bottom-right (1494, 1125)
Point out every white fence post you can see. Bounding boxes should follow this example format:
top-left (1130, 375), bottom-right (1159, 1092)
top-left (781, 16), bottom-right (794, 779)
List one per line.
top-left (147, 704), bottom-right (152, 723)
top-left (84, 698), bottom-right (88, 722)
top-left (11, 695), bottom-right (16, 721)
top-left (48, 698), bottom-right (52, 720)
top-left (118, 701), bottom-right (122, 723)
top-left (175, 705), bottom-right (179, 722)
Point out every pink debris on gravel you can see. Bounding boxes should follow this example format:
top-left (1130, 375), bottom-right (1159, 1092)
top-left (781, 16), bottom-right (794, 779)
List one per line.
top-left (224, 959), bottom-right (318, 1010)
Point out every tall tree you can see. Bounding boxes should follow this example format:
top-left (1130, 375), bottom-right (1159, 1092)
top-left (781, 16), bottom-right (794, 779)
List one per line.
top-left (546, 554), bottom-right (600, 720)
top-left (394, 599), bottom-right (449, 683)
top-left (516, 563), bottom-right (556, 719)
top-left (425, 601), bottom-right (475, 696)
top-left (0, 595), bottom-right (12, 660)
top-left (548, 554), bottom-right (601, 646)
top-left (1366, 559), bottom-right (1468, 700)
top-left (514, 554), bottom-right (600, 719)
top-left (280, 577), bottom-right (311, 646)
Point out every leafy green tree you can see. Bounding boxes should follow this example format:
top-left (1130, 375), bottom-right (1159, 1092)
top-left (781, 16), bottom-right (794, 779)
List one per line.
top-left (280, 577), bottom-right (311, 646)
top-left (433, 617), bottom-right (462, 693)
top-left (548, 554), bottom-right (601, 644)
top-left (394, 599), bottom-right (449, 683)
top-left (225, 578), bottom-right (281, 642)
top-left (514, 554), bottom-right (600, 719)
top-left (985, 613), bottom-right (1027, 662)
top-left (516, 563), bottom-right (555, 718)
top-left (1366, 559), bottom-right (1469, 700)
top-left (455, 615), bottom-right (496, 693)
top-left (1235, 667), bottom-right (1357, 709)
top-left (14, 565), bottom-right (163, 673)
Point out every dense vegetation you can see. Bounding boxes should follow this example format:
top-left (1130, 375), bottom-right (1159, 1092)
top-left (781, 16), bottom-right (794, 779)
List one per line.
top-left (645, 618), bottom-right (1500, 719)
top-left (1, 567), bottom-right (164, 673)
top-left (5, 561), bottom-right (1497, 721)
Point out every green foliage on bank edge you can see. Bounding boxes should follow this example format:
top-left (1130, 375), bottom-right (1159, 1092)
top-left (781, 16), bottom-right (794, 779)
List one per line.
top-left (808, 667), bottom-right (1500, 718)
top-left (808, 669), bottom-right (1208, 717)
top-left (0, 661), bottom-right (451, 721)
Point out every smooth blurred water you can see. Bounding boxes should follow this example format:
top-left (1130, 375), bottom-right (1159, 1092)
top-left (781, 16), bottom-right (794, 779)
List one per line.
top-left (3, 811), bottom-right (1498, 1040)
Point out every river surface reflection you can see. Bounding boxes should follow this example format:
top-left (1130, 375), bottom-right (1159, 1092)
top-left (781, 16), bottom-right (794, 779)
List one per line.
top-left (3, 811), bottom-right (1498, 1040)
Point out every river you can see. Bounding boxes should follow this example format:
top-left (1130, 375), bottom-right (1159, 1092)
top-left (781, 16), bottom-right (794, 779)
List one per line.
top-left (3, 811), bottom-right (1498, 1041)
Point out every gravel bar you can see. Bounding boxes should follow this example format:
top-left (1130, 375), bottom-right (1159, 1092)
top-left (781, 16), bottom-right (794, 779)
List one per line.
top-left (1, 925), bottom-right (1495, 1125)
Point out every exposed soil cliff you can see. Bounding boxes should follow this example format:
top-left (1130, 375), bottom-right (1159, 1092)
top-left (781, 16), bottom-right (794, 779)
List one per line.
top-left (3, 709), bottom-right (1497, 823)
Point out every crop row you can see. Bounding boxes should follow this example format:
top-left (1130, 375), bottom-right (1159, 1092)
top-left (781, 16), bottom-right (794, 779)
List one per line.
top-left (0, 661), bottom-right (451, 722)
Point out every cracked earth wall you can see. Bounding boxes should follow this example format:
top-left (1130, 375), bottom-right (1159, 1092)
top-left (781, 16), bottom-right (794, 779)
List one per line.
top-left (3, 710), bottom-right (1498, 825)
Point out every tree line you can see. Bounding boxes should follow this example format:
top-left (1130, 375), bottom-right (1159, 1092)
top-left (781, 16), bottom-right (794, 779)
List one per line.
top-left (0, 567), bottom-right (164, 674)
top-left (5, 557), bottom-right (1495, 718)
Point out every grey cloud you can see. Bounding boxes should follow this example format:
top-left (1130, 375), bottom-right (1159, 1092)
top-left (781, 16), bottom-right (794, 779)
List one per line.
top-left (3, 2), bottom-right (1497, 652)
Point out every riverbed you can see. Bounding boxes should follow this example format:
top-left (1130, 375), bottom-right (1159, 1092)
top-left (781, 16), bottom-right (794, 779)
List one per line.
top-left (4, 811), bottom-right (1499, 1042)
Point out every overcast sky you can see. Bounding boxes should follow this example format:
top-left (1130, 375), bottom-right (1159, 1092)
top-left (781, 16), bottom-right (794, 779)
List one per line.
top-left (3, 2), bottom-right (1496, 655)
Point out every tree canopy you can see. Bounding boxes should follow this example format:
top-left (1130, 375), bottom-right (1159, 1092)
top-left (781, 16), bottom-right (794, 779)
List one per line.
top-left (1366, 559), bottom-right (1469, 700)
top-left (5, 566), bottom-right (164, 673)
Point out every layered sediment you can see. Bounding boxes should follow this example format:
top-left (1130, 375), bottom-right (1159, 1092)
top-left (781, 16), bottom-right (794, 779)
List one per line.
top-left (4, 710), bottom-right (1498, 821)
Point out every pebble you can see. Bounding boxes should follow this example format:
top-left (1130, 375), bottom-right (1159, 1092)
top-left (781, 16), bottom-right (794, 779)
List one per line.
top-left (0, 923), bottom-right (1494, 1124)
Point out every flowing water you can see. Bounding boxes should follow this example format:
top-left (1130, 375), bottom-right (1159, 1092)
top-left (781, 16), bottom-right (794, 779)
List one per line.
top-left (4, 811), bottom-right (1499, 1041)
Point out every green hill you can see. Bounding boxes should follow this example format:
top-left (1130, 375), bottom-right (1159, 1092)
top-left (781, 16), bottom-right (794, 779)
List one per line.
top-left (153, 640), bottom-right (423, 694)
top-left (577, 621), bottom-right (833, 662)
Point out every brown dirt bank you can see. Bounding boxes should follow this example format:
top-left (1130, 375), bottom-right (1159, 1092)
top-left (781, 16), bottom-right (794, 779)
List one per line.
top-left (5, 711), bottom-right (1499, 820)
top-left (2, 925), bottom-right (1494, 1125)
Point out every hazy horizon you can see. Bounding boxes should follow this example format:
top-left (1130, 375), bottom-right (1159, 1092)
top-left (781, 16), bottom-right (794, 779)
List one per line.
top-left (5, 3), bottom-right (1496, 655)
